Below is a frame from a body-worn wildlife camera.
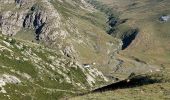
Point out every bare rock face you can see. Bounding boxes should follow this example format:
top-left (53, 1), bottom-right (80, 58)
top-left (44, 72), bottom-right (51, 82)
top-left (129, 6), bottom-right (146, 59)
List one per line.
top-left (0, 0), bottom-right (35, 35)
top-left (23, 8), bottom-right (47, 40)
top-left (1, 0), bottom-right (64, 41)
top-left (0, 0), bottom-right (96, 41)
top-left (0, 0), bottom-right (95, 39)
top-left (1, 11), bottom-right (26, 36)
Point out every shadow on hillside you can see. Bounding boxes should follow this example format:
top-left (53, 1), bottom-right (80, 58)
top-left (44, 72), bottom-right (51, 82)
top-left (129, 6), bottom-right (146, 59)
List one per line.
top-left (122, 28), bottom-right (139, 50)
top-left (91, 75), bottom-right (161, 93)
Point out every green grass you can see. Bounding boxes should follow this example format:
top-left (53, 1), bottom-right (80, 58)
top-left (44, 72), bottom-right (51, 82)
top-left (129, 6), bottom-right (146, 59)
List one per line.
top-left (0, 51), bottom-right (38, 78)
top-left (0, 31), bottom-right (109, 99)
top-left (14, 29), bottom-right (35, 42)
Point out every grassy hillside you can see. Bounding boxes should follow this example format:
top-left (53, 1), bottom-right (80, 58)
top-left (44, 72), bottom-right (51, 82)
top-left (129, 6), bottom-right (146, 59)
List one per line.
top-left (0, 34), bottom-right (110, 99)
top-left (72, 0), bottom-right (170, 99)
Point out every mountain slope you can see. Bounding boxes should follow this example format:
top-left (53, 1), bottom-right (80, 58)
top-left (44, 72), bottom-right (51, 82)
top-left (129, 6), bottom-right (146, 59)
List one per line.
top-left (72, 0), bottom-right (170, 99)
top-left (0, 0), bottom-right (122, 73)
top-left (0, 0), bottom-right (122, 99)
top-left (0, 34), bottom-right (109, 99)
top-left (1, 0), bottom-right (169, 99)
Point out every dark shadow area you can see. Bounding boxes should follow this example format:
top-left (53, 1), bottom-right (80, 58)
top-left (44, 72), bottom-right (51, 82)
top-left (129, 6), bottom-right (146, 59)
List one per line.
top-left (35, 23), bottom-right (45, 40)
top-left (76, 75), bottom-right (162, 97)
top-left (23, 14), bottom-right (30, 28)
top-left (15, 0), bottom-right (21, 4)
top-left (122, 28), bottom-right (139, 50)
top-left (0, 14), bottom-right (2, 27)
top-left (131, 56), bottom-right (147, 64)
top-left (91, 75), bottom-right (161, 93)
top-left (23, 12), bottom-right (45, 41)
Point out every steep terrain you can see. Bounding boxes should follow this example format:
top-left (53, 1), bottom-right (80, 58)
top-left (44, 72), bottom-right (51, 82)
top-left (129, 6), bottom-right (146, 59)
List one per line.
top-left (0, 0), bottom-right (123, 73)
top-left (1, 0), bottom-right (169, 99)
top-left (72, 0), bottom-right (170, 100)
top-left (0, 0), bottom-right (124, 99)
top-left (0, 34), bottom-right (110, 99)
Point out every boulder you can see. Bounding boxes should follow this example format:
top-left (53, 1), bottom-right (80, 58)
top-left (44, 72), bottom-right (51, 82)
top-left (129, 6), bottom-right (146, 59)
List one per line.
top-left (159, 15), bottom-right (170, 22)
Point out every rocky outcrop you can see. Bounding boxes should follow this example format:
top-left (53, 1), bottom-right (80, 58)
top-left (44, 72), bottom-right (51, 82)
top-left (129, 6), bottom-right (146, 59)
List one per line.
top-left (159, 15), bottom-right (170, 22)
top-left (1, 11), bottom-right (26, 36)
top-left (23, 8), bottom-right (47, 40)
top-left (0, 0), bottom-right (35, 35)
top-left (0, 74), bottom-right (21, 93)
top-left (1, 0), bottom-right (66, 41)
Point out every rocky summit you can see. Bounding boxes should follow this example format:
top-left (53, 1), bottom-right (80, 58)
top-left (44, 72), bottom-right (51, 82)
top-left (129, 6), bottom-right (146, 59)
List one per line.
top-left (0, 0), bottom-right (170, 100)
